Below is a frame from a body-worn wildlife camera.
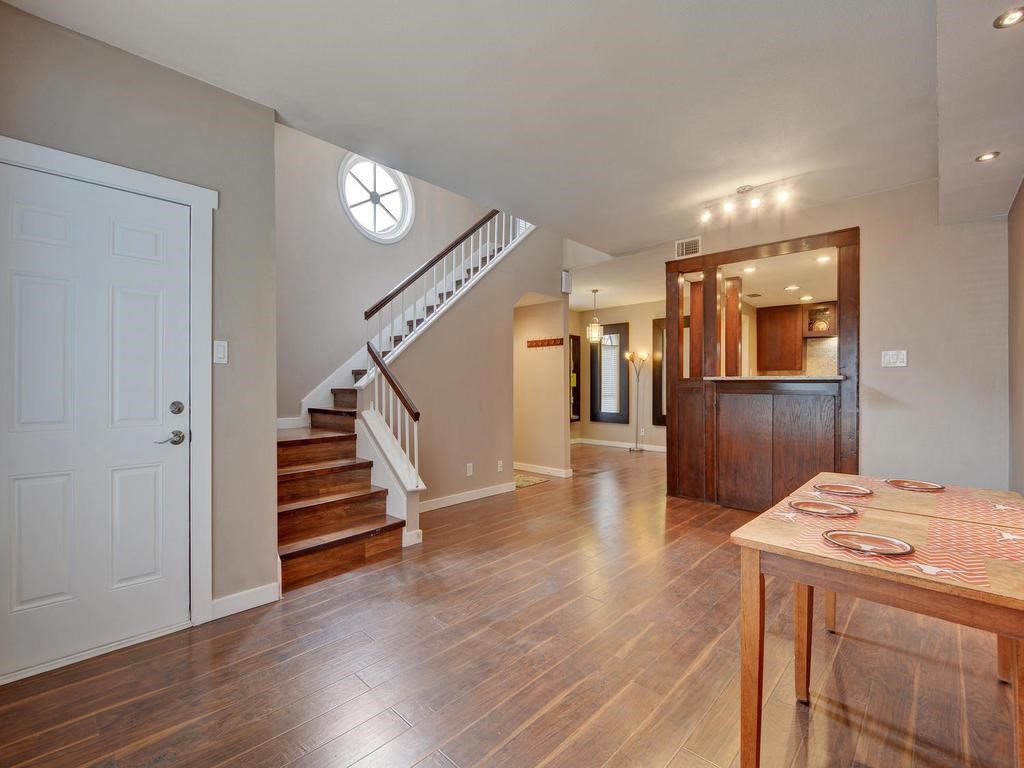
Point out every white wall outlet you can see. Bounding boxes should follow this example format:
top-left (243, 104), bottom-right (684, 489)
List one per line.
top-left (497, 460), bottom-right (503, 472)
top-left (881, 350), bottom-right (908, 368)
top-left (466, 462), bottom-right (473, 477)
top-left (640, 427), bottom-right (646, 437)
top-left (213, 340), bottom-right (229, 364)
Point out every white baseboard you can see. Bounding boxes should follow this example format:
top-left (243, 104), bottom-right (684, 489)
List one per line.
top-left (571, 437), bottom-right (667, 453)
top-left (277, 415), bottom-right (309, 429)
top-left (0, 620), bottom-right (192, 685)
top-left (211, 581), bottom-right (280, 620)
top-left (419, 482), bottom-right (516, 512)
top-left (513, 462), bottom-right (573, 478)
top-left (402, 529), bottom-right (423, 546)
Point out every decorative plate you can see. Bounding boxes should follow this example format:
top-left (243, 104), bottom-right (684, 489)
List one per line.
top-left (788, 500), bottom-right (858, 518)
top-left (885, 478), bottom-right (945, 492)
top-left (814, 483), bottom-right (873, 497)
top-left (822, 530), bottom-right (914, 556)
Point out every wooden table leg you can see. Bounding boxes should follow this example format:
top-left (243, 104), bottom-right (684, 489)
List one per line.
top-left (824, 590), bottom-right (837, 634)
top-left (1000, 635), bottom-right (1013, 684)
top-left (794, 583), bottom-right (813, 704)
top-left (1015, 639), bottom-right (1024, 768)
top-left (740, 547), bottom-right (765, 768)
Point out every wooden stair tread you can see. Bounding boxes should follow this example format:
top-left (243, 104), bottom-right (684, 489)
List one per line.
top-left (277, 427), bottom-right (355, 445)
top-left (277, 457), bottom-right (371, 480)
top-left (331, 387), bottom-right (357, 394)
top-left (308, 407), bottom-right (357, 416)
top-left (277, 485), bottom-right (387, 514)
top-left (278, 515), bottom-right (405, 558)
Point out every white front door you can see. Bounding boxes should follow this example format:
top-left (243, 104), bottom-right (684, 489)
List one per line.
top-left (0, 162), bottom-right (192, 681)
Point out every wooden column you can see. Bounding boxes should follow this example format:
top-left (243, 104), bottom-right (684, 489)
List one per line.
top-left (666, 272), bottom-right (681, 496)
top-left (689, 279), bottom-right (704, 378)
top-left (724, 276), bottom-right (742, 376)
top-left (837, 240), bottom-right (860, 473)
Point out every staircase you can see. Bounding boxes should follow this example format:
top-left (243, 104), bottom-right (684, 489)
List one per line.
top-left (276, 391), bottom-right (404, 588)
top-left (278, 208), bottom-right (534, 589)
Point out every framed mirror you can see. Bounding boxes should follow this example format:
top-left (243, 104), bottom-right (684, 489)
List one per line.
top-left (652, 318), bottom-right (666, 426)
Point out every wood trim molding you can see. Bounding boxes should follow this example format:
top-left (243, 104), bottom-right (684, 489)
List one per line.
top-left (665, 227), bottom-right (861, 502)
top-left (0, 133), bottom-right (220, 626)
top-left (652, 318), bottom-right (667, 427)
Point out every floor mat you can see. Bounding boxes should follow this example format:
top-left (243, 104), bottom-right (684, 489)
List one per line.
top-left (514, 473), bottom-right (550, 489)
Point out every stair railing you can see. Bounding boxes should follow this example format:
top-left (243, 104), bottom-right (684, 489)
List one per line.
top-left (363, 208), bottom-right (531, 366)
top-left (367, 342), bottom-right (420, 473)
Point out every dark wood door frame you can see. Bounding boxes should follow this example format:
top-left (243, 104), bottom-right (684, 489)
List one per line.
top-left (665, 227), bottom-right (860, 499)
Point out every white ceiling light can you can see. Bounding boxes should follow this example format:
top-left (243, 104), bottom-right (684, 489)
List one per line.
top-left (784, 284), bottom-right (800, 291)
top-left (800, 295), bottom-right (814, 301)
top-left (701, 210), bottom-right (712, 223)
top-left (723, 201), bottom-right (735, 213)
top-left (816, 255), bottom-right (831, 263)
top-left (743, 266), bottom-right (756, 273)
top-left (994, 7), bottom-right (1024, 27)
top-left (776, 190), bottom-right (790, 203)
top-left (749, 196), bottom-right (762, 209)
top-left (586, 289), bottom-right (604, 344)
top-left (975, 151), bottom-right (1001, 162)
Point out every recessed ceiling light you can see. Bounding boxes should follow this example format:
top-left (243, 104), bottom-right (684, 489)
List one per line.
top-left (975, 151), bottom-right (1001, 162)
top-left (994, 7), bottom-right (1024, 27)
top-left (776, 190), bottom-right (789, 203)
top-left (749, 196), bottom-right (762, 209)
top-left (816, 255), bottom-right (831, 263)
top-left (723, 201), bottom-right (734, 213)
top-left (700, 210), bottom-right (712, 223)
top-left (746, 293), bottom-right (762, 298)
top-left (743, 266), bottom-right (756, 273)
top-left (784, 284), bottom-right (800, 291)
top-left (800, 295), bottom-right (814, 302)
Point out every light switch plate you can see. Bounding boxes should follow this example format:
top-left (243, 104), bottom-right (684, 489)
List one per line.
top-left (213, 340), bottom-right (229, 364)
top-left (466, 462), bottom-right (473, 477)
top-left (881, 350), bottom-right (907, 368)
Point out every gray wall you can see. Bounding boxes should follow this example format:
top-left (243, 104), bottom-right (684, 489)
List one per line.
top-left (616, 180), bottom-right (1009, 488)
top-left (1011, 180), bottom-right (1024, 493)
top-left (0, 3), bottom-right (278, 598)
top-left (392, 227), bottom-right (566, 503)
top-left (275, 124), bottom-right (489, 416)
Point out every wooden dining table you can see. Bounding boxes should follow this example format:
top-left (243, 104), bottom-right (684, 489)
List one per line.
top-left (731, 472), bottom-right (1024, 767)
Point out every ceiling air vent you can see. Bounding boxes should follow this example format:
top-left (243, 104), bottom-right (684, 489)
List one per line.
top-left (675, 236), bottom-right (701, 259)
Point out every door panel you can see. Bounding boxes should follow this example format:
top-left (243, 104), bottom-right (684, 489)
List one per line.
top-left (716, 392), bottom-right (773, 511)
top-left (0, 162), bottom-right (191, 680)
top-left (772, 394), bottom-right (836, 504)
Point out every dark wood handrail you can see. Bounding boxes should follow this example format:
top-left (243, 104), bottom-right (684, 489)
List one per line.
top-left (367, 343), bottom-right (420, 421)
top-left (364, 209), bottom-right (500, 320)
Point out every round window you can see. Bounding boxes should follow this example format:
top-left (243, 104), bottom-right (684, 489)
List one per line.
top-left (338, 154), bottom-right (415, 243)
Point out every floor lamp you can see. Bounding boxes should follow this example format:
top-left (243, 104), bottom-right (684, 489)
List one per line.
top-left (625, 351), bottom-right (648, 452)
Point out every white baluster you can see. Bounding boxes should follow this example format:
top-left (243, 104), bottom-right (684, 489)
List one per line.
top-left (413, 420), bottom-right (419, 474)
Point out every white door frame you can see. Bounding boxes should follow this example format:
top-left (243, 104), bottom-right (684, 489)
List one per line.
top-left (0, 135), bottom-right (218, 625)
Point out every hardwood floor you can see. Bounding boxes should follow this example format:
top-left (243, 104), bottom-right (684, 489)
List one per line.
top-left (0, 445), bottom-right (1013, 767)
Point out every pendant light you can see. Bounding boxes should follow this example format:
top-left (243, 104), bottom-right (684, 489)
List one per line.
top-left (586, 289), bottom-right (604, 344)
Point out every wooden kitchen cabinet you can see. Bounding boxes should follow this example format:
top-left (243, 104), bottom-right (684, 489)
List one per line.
top-left (756, 304), bottom-right (803, 371)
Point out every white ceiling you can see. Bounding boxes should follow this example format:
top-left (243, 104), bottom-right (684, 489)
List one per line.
top-left (11, 1), bottom-right (1020, 252)
top-left (936, 0), bottom-right (1024, 222)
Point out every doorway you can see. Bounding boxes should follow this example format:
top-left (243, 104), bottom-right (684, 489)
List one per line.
top-left (0, 137), bottom-right (216, 683)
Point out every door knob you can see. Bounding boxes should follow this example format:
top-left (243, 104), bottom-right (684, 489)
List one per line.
top-left (155, 430), bottom-right (186, 446)
top-left (169, 400), bottom-right (185, 415)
